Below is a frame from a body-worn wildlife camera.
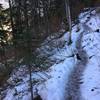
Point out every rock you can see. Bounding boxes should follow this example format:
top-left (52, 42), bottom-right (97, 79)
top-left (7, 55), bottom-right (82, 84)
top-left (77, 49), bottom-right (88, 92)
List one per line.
top-left (34, 95), bottom-right (42, 100)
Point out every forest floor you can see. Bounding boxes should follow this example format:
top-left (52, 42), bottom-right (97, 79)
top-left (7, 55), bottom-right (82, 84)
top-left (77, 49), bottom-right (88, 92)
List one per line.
top-left (0, 7), bottom-right (100, 100)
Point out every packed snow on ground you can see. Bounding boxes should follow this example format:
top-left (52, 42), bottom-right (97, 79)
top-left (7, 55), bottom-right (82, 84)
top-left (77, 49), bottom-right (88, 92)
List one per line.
top-left (1, 7), bottom-right (100, 100)
top-left (80, 10), bottom-right (100, 100)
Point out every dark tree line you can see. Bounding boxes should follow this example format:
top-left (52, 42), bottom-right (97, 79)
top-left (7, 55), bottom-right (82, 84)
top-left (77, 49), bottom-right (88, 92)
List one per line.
top-left (8, 0), bottom-right (68, 71)
top-left (7, 0), bottom-right (68, 99)
top-left (7, 0), bottom-right (65, 99)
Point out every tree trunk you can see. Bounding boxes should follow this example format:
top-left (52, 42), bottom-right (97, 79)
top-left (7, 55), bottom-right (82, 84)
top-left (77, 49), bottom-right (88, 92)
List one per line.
top-left (65, 0), bottom-right (72, 45)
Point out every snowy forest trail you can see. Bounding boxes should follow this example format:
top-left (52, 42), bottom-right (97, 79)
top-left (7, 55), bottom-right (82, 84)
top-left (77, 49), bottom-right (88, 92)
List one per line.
top-left (66, 8), bottom-right (100, 100)
top-left (1, 8), bottom-right (100, 100)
